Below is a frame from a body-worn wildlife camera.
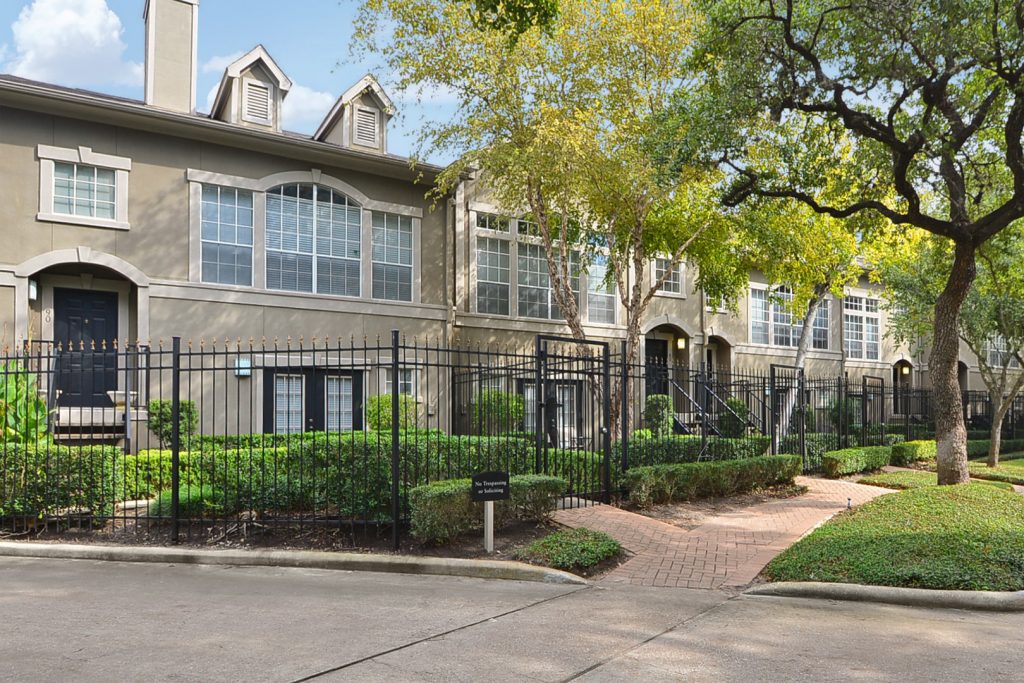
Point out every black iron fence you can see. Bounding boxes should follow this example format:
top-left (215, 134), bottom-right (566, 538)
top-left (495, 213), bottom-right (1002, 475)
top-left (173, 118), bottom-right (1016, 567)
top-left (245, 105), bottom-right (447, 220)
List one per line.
top-left (2, 333), bottom-right (1021, 546)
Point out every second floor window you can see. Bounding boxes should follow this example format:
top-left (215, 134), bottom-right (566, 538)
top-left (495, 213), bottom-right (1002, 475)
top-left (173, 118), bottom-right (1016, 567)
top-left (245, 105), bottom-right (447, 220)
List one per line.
top-left (372, 212), bottom-right (413, 301)
top-left (518, 244), bottom-right (579, 320)
top-left (987, 336), bottom-right (1021, 368)
top-left (265, 183), bottom-right (361, 296)
top-left (476, 237), bottom-right (511, 315)
top-left (54, 163), bottom-right (116, 220)
top-left (844, 296), bottom-right (880, 360)
top-left (655, 258), bottom-right (683, 294)
top-left (751, 287), bottom-right (830, 349)
top-left (201, 185), bottom-right (254, 286)
top-left (587, 256), bottom-right (616, 325)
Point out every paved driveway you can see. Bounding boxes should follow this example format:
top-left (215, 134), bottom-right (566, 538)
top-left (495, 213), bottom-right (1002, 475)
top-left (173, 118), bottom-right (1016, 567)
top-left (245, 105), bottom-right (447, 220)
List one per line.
top-left (1, 558), bottom-right (1021, 682)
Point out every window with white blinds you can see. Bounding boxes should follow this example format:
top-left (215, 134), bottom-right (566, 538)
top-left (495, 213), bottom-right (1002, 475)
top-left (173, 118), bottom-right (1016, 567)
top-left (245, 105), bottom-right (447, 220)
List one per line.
top-left (355, 107), bottom-right (379, 146)
top-left (54, 162), bottom-right (116, 219)
top-left (243, 81), bottom-right (272, 123)
top-left (371, 212), bottom-right (413, 301)
top-left (325, 376), bottom-right (354, 431)
top-left (274, 374), bottom-right (304, 434)
top-left (265, 183), bottom-right (362, 296)
top-left (201, 185), bottom-right (253, 286)
top-left (844, 296), bottom-right (880, 360)
top-left (587, 255), bottom-right (616, 325)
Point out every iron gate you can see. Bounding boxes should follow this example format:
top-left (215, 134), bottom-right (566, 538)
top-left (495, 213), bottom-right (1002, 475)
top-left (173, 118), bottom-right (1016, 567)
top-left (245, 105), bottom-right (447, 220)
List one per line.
top-left (535, 335), bottom-right (612, 508)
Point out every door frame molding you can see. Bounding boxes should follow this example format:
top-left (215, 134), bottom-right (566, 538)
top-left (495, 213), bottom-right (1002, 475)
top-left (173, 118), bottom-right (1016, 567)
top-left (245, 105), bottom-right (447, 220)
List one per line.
top-left (42, 275), bottom-right (130, 344)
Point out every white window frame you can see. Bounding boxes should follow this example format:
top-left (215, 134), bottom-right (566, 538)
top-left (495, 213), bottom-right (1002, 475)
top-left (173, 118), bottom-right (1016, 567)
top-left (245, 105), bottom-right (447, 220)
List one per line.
top-left (844, 295), bottom-right (881, 360)
top-left (241, 77), bottom-right (275, 125)
top-left (653, 258), bottom-right (685, 298)
top-left (371, 211), bottom-right (414, 302)
top-left (384, 368), bottom-right (417, 397)
top-left (37, 144), bottom-right (131, 230)
top-left (200, 184), bottom-right (254, 286)
top-left (812, 300), bottom-right (830, 351)
top-left (325, 375), bottom-right (355, 432)
top-left (987, 336), bottom-right (1021, 369)
top-left (274, 373), bottom-right (305, 434)
top-left (586, 254), bottom-right (617, 325)
top-left (748, 285), bottom-right (817, 349)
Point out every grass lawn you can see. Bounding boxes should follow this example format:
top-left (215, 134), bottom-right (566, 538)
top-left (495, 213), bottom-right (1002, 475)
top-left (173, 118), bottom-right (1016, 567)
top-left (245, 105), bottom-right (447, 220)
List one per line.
top-left (765, 484), bottom-right (1024, 591)
top-left (966, 458), bottom-right (1024, 486)
top-left (858, 470), bottom-right (1015, 492)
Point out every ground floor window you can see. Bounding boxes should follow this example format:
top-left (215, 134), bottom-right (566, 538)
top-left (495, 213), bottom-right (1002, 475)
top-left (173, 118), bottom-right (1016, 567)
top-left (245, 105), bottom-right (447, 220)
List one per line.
top-left (264, 368), bottom-right (363, 434)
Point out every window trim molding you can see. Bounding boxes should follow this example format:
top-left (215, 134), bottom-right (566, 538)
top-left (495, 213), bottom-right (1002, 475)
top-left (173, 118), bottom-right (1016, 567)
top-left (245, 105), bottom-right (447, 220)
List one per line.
top-left (652, 257), bottom-right (686, 299)
top-left (747, 284), bottom-right (831, 350)
top-left (37, 144), bottom-right (131, 230)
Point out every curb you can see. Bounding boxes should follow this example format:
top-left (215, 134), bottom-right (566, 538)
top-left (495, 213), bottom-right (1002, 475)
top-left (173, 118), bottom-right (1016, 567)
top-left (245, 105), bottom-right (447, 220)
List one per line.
top-left (745, 581), bottom-right (1024, 612)
top-left (0, 541), bottom-right (587, 586)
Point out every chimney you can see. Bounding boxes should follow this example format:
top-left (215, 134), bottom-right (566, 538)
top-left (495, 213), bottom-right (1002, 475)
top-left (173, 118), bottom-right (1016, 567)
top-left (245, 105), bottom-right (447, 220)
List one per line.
top-left (144, 0), bottom-right (199, 113)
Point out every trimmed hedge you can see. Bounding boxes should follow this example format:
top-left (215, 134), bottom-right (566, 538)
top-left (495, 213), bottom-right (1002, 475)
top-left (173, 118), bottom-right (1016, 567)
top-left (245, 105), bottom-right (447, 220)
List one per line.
top-left (409, 474), bottom-right (567, 544)
top-left (0, 443), bottom-right (119, 519)
top-left (966, 438), bottom-right (1024, 458)
top-left (822, 446), bottom-right (892, 478)
top-left (622, 455), bottom-right (801, 507)
top-left (889, 440), bottom-right (937, 465)
top-left (617, 435), bottom-right (769, 468)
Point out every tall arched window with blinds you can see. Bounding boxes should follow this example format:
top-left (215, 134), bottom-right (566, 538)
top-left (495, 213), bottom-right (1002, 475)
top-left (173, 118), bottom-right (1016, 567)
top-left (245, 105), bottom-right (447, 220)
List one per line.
top-left (265, 183), bottom-right (362, 296)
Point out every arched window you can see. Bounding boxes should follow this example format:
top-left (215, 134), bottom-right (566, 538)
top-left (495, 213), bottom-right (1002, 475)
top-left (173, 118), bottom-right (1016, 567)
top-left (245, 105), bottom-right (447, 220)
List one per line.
top-left (265, 183), bottom-right (362, 296)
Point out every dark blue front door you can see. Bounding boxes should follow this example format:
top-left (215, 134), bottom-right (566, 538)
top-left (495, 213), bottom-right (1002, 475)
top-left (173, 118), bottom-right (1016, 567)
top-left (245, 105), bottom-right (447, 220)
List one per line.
top-left (53, 288), bottom-right (118, 407)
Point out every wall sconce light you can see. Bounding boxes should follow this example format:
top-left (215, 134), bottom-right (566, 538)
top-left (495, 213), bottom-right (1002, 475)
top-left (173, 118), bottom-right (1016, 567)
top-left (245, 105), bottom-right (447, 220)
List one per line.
top-left (28, 279), bottom-right (38, 301)
top-left (676, 337), bottom-right (687, 350)
top-left (234, 358), bottom-right (252, 378)
top-left (902, 365), bottom-right (911, 375)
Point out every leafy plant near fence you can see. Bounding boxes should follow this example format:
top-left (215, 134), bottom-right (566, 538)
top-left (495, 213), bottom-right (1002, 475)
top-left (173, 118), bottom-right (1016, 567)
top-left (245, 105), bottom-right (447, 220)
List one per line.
top-left (471, 390), bottom-right (525, 435)
top-left (821, 446), bottom-right (892, 478)
top-left (365, 394), bottom-right (419, 431)
top-left (616, 434), bottom-right (769, 467)
top-left (718, 397), bottom-right (750, 438)
top-left (409, 474), bottom-right (566, 544)
top-left (0, 362), bottom-right (48, 443)
top-left (889, 440), bottom-right (937, 466)
top-left (0, 443), bottom-right (119, 519)
top-left (623, 455), bottom-right (801, 507)
top-left (147, 400), bottom-right (198, 448)
top-left (644, 394), bottom-right (674, 437)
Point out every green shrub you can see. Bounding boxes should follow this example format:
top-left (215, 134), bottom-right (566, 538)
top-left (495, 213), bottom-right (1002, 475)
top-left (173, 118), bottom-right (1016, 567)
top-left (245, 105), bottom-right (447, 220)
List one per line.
top-left (622, 455), bottom-right (801, 507)
top-left (718, 398), bottom-right (749, 438)
top-left (517, 528), bottom-right (621, 573)
top-left (827, 397), bottom-right (860, 431)
top-left (890, 440), bottom-right (937, 465)
top-left (471, 390), bottom-right (525, 435)
top-left (366, 394), bottom-right (419, 431)
top-left (0, 443), bottom-right (118, 519)
top-left (966, 438), bottom-right (1024, 458)
top-left (632, 428), bottom-right (653, 440)
top-left (619, 434), bottom-right (769, 467)
top-left (147, 399), bottom-right (198, 448)
top-left (409, 474), bottom-right (568, 544)
top-left (644, 394), bottom-right (674, 437)
top-left (148, 484), bottom-right (232, 518)
top-left (821, 446), bottom-right (892, 478)
top-left (0, 362), bottom-right (48, 443)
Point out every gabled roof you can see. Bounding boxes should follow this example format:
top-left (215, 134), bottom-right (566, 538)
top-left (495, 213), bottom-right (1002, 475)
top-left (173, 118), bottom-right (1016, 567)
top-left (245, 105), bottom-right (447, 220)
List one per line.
top-left (313, 74), bottom-right (395, 142)
top-left (209, 45), bottom-right (293, 119)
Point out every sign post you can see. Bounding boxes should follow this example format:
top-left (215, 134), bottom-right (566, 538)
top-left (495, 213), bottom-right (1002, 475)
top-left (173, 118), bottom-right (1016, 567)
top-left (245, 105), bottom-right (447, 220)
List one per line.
top-left (471, 471), bottom-right (510, 554)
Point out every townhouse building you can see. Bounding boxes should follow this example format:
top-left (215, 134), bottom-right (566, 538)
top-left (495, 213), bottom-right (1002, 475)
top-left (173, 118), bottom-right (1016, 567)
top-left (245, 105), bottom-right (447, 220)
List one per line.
top-left (0, 0), bottom-right (987, 443)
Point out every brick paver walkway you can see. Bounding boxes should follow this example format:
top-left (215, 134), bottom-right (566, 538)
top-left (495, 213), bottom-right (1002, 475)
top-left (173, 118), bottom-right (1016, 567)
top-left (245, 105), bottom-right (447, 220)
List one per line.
top-left (552, 476), bottom-right (893, 590)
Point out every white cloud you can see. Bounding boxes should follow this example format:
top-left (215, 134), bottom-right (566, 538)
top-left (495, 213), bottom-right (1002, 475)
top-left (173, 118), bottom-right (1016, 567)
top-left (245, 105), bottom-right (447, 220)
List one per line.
top-left (281, 84), bottom-right (336, 132)
top-left (201, 52), bottom-right (244, 75)
top-left (4, 0), bottom-right (142, 88)
top-left (203, 82), bottom-right (219, 114)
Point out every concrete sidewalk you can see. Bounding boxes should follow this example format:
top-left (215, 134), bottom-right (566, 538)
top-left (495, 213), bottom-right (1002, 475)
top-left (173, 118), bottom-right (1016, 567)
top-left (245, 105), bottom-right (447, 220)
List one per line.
top-left (552, 476), bottom-right (893, 589)
top-left (1, 556), bottom-right (1022, 682)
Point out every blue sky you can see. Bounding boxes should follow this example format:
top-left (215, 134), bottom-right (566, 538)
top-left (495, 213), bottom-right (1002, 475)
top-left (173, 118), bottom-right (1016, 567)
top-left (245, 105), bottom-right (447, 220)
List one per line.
top-left (0, 0), bottom-right (456, 162)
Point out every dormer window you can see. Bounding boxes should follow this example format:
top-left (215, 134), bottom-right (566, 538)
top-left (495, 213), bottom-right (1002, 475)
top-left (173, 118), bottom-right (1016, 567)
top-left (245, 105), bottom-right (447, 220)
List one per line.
top-left (354, 107), bottom-right (380, 147)
top-left (243, 80), bottom-right (273, 124)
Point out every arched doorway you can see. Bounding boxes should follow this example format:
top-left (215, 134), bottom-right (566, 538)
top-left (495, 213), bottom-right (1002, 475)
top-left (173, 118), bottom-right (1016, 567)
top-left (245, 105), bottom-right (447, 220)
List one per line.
top-left (957, 361), bottom-right (970, 393)
top-left (643, 323), bottom-right (690, 395)
top-left (892, 359), bottom-right (913, 414)
top-left (705, 334), bottom-right (733, 375)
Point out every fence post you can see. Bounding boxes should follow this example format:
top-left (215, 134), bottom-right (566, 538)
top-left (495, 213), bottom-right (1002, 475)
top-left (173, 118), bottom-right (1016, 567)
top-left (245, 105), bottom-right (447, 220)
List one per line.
top-left (798, 369), bottom-right (806, 468)
top-left (620, 340), bottom-right (628, 473)
top-left (602, 343), bottom-right (612, 504)
top-left (391, 329), bottom-right (401, 552)
top-left (170, 336), bottom-right (181, 545)
top-left (769, 365), bottom-right (777, 455)
top-left (534, 336), bottom-right (544, 474)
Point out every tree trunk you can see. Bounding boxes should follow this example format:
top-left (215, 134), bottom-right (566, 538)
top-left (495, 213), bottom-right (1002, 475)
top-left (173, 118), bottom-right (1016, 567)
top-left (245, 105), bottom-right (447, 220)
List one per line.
top-left (931, 241), bottom-right (976, 485)
top-left (772, 288), bottom-right (826, 452)
top-left (988, 396), bottom-right (1003, 468)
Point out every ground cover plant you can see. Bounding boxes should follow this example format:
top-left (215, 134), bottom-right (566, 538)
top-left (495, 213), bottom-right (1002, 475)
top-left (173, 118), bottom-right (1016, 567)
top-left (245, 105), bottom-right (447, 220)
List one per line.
top-left (964, 459), bottom-right (1024, 486)
top-left (515, 527), bottom-right (621, 574)
top-left (857, 470), bottom-right (1013, 492)
top-left (765, 485), bottom-right (1024, 590)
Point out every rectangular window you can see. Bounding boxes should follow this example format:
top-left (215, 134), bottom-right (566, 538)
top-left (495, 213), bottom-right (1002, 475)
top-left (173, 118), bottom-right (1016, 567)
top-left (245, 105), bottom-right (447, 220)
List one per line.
top-left (274, 374), bottom-right (304, 434)
top-left (773, 288), bottom-right (795, 347)
top-left (385, 368), bottom-right (415, 395)
top-left (518, 245), bottom-right (578, 319)
top-left (476, 237), bottom-right (511, 315)
top-left (325, 376), bottom-right (354, 432)
top-left (371, 212), bottom-right (413, 301)
top-left (201, 185), bottom-right (254, 286)
top-left (844, 296), bottom-right (881, 360)
top-left (53, 162), bottom-right (116, 220)
top-left (476, 212), bottom-right (510, 232)
top-left (987, 337), bottom-right (1021, 368)
top-left (812, 301), bottom-right (830, 350)
top-left (655, 258), bottom-right (682, 294)
top-left (587, 256), bottom-right (616, 325)
top-left (750, 289), bottom-right (770, 344)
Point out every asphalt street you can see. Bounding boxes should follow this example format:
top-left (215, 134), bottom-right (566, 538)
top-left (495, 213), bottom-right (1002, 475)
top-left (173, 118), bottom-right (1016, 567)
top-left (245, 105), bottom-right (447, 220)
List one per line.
top-left (1, 557), bottom-right (1021, 682)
